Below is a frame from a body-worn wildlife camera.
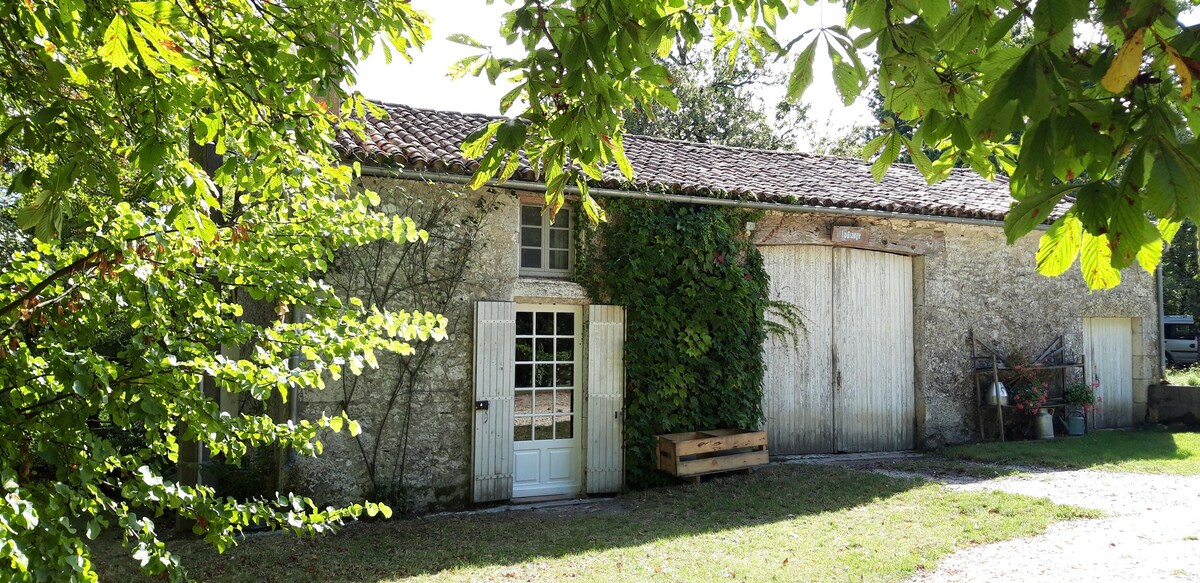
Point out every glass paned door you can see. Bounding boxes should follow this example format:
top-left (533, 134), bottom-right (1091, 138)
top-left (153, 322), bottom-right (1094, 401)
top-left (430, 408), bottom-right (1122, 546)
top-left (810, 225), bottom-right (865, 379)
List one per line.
top-left (512, 306), bottom-right (581, 497)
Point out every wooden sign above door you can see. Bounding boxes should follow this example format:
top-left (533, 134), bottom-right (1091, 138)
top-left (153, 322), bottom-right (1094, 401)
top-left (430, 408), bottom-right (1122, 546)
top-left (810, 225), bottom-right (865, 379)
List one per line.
top-left (831, 226), bottom-right (868, 244)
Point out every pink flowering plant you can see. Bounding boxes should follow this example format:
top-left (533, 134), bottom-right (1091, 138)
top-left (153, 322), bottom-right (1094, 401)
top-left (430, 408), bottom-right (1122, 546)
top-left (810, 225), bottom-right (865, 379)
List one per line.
top-left (1009, 379), bottom-right (1051, 415)
top-left (1064, 378), bottom-right (1102, 413)
top-left (1007, 358), bottom-right (1052, 416)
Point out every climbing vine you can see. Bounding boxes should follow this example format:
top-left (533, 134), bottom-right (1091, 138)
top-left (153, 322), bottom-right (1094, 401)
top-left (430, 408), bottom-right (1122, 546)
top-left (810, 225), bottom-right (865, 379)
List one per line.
top-left (578, 201), bottom-right (784, 487)
top-left (330, 180), bottom-right (501, 510)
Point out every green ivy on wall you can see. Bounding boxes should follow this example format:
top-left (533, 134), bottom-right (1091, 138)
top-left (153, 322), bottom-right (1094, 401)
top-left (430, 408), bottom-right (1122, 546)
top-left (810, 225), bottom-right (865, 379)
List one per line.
top-left (578, 201), bottom-right (773, 487)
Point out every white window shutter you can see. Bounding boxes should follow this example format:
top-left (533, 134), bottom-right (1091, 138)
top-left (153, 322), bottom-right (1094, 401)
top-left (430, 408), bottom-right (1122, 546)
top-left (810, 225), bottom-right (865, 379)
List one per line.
top-left (586, 305), bottom-right (625, 494)
top-left (473, 301), bottom-right (515, 503)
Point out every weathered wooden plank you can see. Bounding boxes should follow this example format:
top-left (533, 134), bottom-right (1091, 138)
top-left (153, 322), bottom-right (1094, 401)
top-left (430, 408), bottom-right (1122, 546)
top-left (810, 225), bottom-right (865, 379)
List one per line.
top-left (672, 432), bottom-right (767, 456)
top-left (675, 451), bottom-right (770, 476)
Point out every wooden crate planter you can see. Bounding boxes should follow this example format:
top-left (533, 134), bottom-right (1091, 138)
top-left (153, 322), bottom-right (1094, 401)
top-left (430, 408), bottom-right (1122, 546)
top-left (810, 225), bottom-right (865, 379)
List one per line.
top-left (656, 429), bottom-right (768, 482)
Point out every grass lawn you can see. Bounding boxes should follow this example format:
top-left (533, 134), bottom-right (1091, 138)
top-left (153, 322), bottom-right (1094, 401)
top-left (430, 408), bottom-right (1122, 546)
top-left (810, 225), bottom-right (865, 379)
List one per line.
top-left (945, 429), bottom-right (1200, 475)
top-left (94, 464), bottom-right (1096, 582)
top-left (1165, 365), bottom-right (1200, 386)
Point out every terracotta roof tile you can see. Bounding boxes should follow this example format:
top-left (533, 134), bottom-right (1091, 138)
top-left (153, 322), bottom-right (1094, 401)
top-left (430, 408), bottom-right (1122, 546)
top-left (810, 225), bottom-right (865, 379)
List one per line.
top-left (336, 101), bottom-right (1028, 221)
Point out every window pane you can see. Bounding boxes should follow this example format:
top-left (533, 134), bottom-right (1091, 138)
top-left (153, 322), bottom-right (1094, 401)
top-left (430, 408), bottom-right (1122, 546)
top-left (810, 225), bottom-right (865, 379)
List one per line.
top-left (521, 205), bottom-right (542, 226)
top-left (521, 226), bottom-right (542, 247)
top-left (554, 389), bottom-right (573, 413)
top-left (549, 250), bottom-right (569, 270)
top-left (515, 364), bottom-right (532, 388)
top-left (515, 338), bottom-right (533, 362)
top-left (535, 312), bottom-right (554, 335)
top-left (521, 248), bottom-right (541, 269)
top-left (535, 364), bottom-right (554, 387)
top-left (556, 363), bottom-right (574, 387)
top-left (516, 311), bottom-right (533, 335)
top-left (554, 415), bottom-right (572, 439)
top-left (535, 338), bottom-right (554, 361)
top-left (549, 229), bottom-right (570, 249)
top-left (555, 338), bottom-right (573, 361)
top-left (515, 390), bottom-right (532, 415)
top-left (556, 312), bottom-right (574, 336)
top-left (514, 416), bottom-right (532, 441)
top-left (534, 416), bottom-right (553, 440)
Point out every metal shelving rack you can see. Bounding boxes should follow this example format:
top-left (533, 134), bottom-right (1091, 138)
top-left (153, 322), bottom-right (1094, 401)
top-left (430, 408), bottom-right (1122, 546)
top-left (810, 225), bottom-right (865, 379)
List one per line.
top-left (969, 331), bottom-right (1086, 441)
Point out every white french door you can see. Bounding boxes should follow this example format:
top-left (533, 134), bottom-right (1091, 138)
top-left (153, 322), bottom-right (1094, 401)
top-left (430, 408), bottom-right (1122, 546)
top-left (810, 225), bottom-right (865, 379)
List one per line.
top-left (511, 305), bottom-right (582, 498)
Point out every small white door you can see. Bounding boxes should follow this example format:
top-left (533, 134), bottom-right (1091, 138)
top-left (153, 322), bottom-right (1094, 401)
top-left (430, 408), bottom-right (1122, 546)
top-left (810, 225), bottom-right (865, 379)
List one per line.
top-left (1084, 318), bottom-right (1134, 428)
top-left (512, 305), bottom-right (582, 498)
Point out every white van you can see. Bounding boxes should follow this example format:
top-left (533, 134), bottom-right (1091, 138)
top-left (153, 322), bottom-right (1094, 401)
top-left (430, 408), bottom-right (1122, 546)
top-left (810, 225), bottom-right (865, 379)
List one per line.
top-left (1163, 315), bottom-right (1198, 365)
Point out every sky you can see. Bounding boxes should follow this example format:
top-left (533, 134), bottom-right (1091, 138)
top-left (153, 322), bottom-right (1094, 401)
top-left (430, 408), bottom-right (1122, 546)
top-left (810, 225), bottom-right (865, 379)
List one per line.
top-left (351, 1), bottom-right (874, 150)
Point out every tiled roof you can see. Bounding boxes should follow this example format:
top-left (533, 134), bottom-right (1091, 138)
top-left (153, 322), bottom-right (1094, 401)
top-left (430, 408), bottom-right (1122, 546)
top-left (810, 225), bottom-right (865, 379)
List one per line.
top-left (336, 101), bottom-right (1022, 221)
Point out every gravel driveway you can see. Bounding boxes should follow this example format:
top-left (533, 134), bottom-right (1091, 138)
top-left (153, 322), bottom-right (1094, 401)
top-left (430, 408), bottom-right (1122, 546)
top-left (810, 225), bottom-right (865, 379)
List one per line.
top-left (912, 468), bottom-right (1200, 582)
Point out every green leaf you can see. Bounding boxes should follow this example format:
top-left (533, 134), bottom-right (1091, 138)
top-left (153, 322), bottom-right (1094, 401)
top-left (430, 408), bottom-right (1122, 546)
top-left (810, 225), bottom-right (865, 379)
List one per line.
top-left (446, 33), bottom-right (485, 48)
top-left (1036, 212), bottom-right (1083, 277)
top-left (870, 132), bottom-right (900, 182)
top-left (1004, 182), bottom-right (1078, 244)
top-left (1081, 230), bottom-right (1121, 290)
top-left (785, 39), bottom-right (818, 102)
top-left (98, 17), bottom-right (132, 69)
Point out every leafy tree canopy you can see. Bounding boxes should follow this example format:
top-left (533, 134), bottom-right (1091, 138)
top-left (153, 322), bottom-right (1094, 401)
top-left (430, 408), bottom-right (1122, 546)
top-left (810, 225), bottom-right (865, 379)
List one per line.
top-left (622, 43), bottom-right (809, 150)
top-left (1, 0), bottom-right (438, 580)
top-left (457, 0), bottom-right (1200, 289)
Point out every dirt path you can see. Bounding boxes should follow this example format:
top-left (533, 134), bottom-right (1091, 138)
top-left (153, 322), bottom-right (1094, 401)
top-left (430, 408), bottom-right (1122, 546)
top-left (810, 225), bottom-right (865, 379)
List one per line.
top-left (911, 468), bottom-right (1200, 582)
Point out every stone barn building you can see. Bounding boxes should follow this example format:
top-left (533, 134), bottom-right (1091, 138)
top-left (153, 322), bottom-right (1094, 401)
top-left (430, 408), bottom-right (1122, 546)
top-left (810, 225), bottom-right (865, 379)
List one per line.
top-left (280, 102), bottom-right (1162, 511)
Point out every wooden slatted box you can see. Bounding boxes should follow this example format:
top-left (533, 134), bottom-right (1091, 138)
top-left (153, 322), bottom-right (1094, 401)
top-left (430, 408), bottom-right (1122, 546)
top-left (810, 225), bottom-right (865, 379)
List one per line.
top-left (656, 429), bottom-right (768, 481)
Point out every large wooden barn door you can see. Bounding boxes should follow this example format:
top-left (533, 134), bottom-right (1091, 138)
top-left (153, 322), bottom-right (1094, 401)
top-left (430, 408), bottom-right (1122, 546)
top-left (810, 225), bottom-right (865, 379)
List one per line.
top-left (763, 246), bottom-right (835, 454)
top-left (1084, 318), bottom-right (1134, 429)
top-left (763, 246), bottom-right (914, 454)
top-left (832, 248), bottom-right (915, 452)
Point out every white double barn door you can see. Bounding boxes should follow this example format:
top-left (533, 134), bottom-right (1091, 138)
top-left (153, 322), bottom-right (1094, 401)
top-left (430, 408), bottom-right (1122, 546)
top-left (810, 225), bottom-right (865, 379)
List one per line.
top-left (763, 246), bottom-right (915, 454)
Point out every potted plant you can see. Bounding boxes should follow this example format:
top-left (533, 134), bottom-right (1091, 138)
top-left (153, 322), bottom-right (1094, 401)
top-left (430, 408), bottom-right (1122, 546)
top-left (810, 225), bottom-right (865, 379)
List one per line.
top-left (1063, 378), bottom-right (1101, 435)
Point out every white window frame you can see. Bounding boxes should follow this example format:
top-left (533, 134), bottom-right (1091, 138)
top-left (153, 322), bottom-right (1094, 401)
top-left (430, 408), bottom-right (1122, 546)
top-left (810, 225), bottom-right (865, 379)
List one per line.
top-left (518, 203), bottom-right (574, 278)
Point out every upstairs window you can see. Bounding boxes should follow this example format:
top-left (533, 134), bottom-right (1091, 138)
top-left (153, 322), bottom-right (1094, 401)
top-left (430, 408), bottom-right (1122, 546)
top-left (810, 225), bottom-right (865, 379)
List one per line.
top-left (519, 204), bottom-right (572, 277)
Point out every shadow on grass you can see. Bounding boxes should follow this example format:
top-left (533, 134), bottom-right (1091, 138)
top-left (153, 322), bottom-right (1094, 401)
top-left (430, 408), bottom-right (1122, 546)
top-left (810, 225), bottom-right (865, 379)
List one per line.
top-left (93, 465), bottom-right (933, 582)
top-left (944, 429), bottom-right (1200, 475)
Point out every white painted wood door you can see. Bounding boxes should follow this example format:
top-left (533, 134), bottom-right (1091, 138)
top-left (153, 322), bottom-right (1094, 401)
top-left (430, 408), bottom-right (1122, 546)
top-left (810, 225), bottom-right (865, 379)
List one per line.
top-left (472, 301), bottom-right (515, 503)
top-left (763, 246), bottom-right (835, 454)
top-left (512, 305), bottom-right (582, 498)
top-left (586, 305), bottom-right (625, 494)
top-left (763, 246), bottom-right (914, 454)
top-left (833, 248), bottom-right (915, 452)
top-left (1084, 318), bottom-right (1134, 429)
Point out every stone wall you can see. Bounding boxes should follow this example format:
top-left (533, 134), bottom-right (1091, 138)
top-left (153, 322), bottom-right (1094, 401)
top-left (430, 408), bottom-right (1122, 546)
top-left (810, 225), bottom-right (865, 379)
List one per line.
top-left (755, 211), bottom-right (1161, 446)
top-left (283, 177), bottom-right (522, 511)
top-left (1148, 384), bottom-right (1200, 426)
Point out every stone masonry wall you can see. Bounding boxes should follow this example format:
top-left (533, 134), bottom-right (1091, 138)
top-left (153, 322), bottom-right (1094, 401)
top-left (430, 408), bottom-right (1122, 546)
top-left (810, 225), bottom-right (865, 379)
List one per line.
top-left (756, 211), bottom-right (1161, 446)
top-left (283, 178), bottom-right (522, 511)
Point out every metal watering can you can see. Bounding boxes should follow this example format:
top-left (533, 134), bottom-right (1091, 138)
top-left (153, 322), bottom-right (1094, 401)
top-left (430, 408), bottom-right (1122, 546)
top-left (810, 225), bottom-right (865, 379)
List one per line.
top-left (1066, 408), bottom-right (1086, 436)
